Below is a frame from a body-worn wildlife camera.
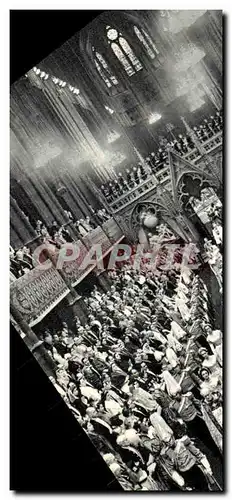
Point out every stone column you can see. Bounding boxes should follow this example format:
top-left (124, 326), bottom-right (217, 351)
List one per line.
top-left (38, 173), bottom-right (68, 226)
top-left (66, 172), bottom-right (95, 219)
top-left (10, 224), bottom-right (22, 250)
top-left (177, 213), bottom-right (201, 243)
top-left (56, 181), bottom-right (85, 221)
top-left (70, 295), bottom-right (89, 325)
top-left (27, 69), bottom-right (103, 161)
top-left (10, 196), bottom-right (37, 248)
top-left (63, 221), bottom-right (79, 242)
top-left (20, 175), bottom-right (56, 226)
top-left (95, 270), bottom-right (112, 293)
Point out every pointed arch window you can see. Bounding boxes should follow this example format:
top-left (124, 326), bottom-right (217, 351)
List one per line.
top-left (107, 26), bottom-right (143, 76)
top-left (111, 43), bottom-right (135, 76)
top-left (94, 60), bottom-right (111, 87)
top-left (93, 47), bottom-right (118, 88)
top-left (134, 26), bottom-right (159, 59)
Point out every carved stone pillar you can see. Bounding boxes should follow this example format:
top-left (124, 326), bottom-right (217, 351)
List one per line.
top-left (95, 270), bottom-right (112, 293)
top-left (66, 172), bottom-right (95, 219)
top-left (27, 69), bottom-right (103, 162)
top-left (64, 221), bottom-right (79, 242)
top-left (10, 195), bottom-right (37, 248)
top-left (115, 215), bottom-right (134, 244)
top-left (70, 295), bottom-right (89, 325)
top-left (162, 215), bottom-right (190, 242)
top-left (10, 225), bottom-right (22, 250)
top-left (56, 182), bottom-right (84, 221)
top-left (38, 173), bottom-right (68, 226)
top-left (176, 213), bottom-right (201, 243)
top-left (20, 175), bottom-right (56, 226)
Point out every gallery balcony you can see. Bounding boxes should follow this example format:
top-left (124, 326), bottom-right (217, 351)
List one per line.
top-left (108, 130), bottom-right (222, 214)
top-left (10, 218), bottom-right (125, 327)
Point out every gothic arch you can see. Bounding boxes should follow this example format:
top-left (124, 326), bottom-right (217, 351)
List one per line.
top-left (104, 10), bottom-right (162, 65)
top-left (130, 201), bottom-right (160, 232)
top-left (78, 11), bottom-right (162, 96)
top-left (79, 29), bottom-right (121, 99)
top-left (166, 148), bottom-right (220, 206)
top-left (177, 172), bottom-right (215, 211)
top-left (129, 199), bottom-right (190, 243)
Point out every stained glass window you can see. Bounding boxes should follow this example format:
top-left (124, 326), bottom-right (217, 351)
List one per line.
top-left (111, 43), bottom-right (135, 76)
top-left (93, 47), bottom-right (118, 88)
top-left (107, 26), bottom-right (143, 76)
top-left (95, 52), bottom-right (118, 85)
top-left (118, 37), bottom-right (142, 71)
top-left (94, 60), bottom-right (112, 87)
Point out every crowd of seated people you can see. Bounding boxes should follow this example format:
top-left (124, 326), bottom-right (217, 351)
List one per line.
top-left (10, 245), bottom-right (35, 279)
top-left (74, 210), bottom-right (110, 237)
top-left (10, 206), bottom-right (111, 279)
top-left (35, 219), bottom-right (74, 245)
top-left (39, 231), bottom-right (223, 491)
top-left (101, 110), bottom-right (223, 203)
top-left (10, 219), bottom-right (76, 278)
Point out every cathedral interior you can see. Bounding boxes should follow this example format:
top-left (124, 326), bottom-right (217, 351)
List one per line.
top-left (10, 10), bottom-right (223, 492)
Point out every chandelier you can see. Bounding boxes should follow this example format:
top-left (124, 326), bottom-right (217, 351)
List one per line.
top-left (105, 105), bottom-right (114, 114)
top-left (105, 151), bottom-right (126, 168)
top-left (160, 10), bottom-right (206, 33)
top-left (107, 131), bottom-right (121, 143)
top-left (148, 112), bottom-right (162, 125)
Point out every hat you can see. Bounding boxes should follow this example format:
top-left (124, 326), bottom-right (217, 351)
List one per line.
top-left (199, 366), bottom-right (210, 377)
top-left (198, 347), bottom-right (208, 356)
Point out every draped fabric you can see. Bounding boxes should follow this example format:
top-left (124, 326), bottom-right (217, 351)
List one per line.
top-left (162, 370), bottom-right (181, 396)
top-left (150, 412), bottom-right (173, 441)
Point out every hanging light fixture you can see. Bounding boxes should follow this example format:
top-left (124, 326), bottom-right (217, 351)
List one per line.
top-left (148, 112), bottom-right (162, 125)
top-left (105, 105), bottom-right (114, 114)
top-left (107, 131), bottom-right (121, 143)
top-left (160, 10), bottom-right (206, 34)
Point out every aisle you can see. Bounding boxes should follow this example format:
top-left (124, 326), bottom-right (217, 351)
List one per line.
top-left (194, 436), bottom-right (223, 490)
top-left (200, 264), bottom-right (222, 330)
